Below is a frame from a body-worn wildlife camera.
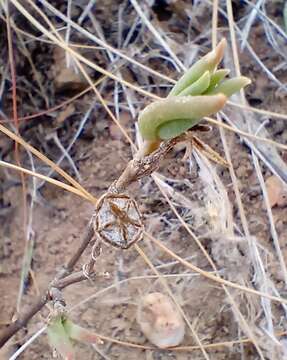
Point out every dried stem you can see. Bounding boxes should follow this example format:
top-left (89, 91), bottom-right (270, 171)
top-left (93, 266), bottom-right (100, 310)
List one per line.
top-left (0, 133), bottom-right (184, 348)
top-left (0, 225), bottom-right (94, 347)
top-left (113, 135), bottom-right (185, 192)
top-left (60, 221), bottom-right (95, 278)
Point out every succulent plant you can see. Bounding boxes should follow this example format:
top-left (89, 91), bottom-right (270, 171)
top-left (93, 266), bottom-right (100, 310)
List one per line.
top-left (138, 39), bottom-right (250, 149)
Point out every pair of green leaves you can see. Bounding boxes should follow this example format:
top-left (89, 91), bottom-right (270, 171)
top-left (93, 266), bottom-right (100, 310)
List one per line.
top-left (138, 39), bottom-right (250, 142)
top-left (47, 315), bottom-right (101, 359)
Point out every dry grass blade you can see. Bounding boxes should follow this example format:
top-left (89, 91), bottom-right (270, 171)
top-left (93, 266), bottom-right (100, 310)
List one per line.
top-left (0, 160), bottom-right (90, 200)
top-left (153, 164), bottom-right (265, 356)
top-left (228, 101), bottom-right (287, 120)
top-left (219, 2), bottom-right (271, 358)
top-left (129, 0), bottom-right (184, 71)
top-left (5, 3), bottom-right (31, 314)
top-left (211, 5), bottom-right (265, 355)
top-left (0, 71), bottom-right (109, 124)
top-left (0, 123), bottom-right (95, 202)
top-left (147, 232), bottom-right (287, 306)
top-left (12, 0), bottom-right (163, 99)
top-left (74, 328), bottom-right (287, 352)
top-left (8, 326), bottom-right (47, 360)
top-left (8, 1), bottom-right (287, 123)
top-left (9, 0), bottom-right (287, 154)
top-left (25, 0), bottom-right (136, 152)
top-left (39, 0), bottom-right (178, 83)
top-left (2, 1), bottom-right (287, 359)
top-left (205, 116), bottom-right (287, 151)
top-left (39, 0), bottom-right (287, 122)
top-left (135, 244), bottom-right (210, 360)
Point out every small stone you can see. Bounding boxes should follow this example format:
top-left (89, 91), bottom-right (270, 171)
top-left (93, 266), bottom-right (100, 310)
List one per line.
top-left (137, 292), bottom-right (185, 348)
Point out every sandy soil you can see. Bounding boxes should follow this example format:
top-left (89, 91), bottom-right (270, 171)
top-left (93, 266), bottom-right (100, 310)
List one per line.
top-left (0, 1), bottom-right (287, 359)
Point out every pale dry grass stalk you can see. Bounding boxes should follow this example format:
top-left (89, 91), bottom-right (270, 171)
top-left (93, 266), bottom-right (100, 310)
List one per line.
top-left (129, 0), bottom-right (184, 71)
top-left (8, 1), bottom-right (287, 151)
top-left (4, 0), bottom-right (30, 315)
top-left (218, 1), bottom-right (286, 357)
top-left (5, 0), bottom-right (287, 162)
top-left (35, 0), bottom-right (287, 121)
top-left (0, 124), bottom-right (95, 202)
top-left (135, 244), bottom-right (210, 360)
top-left (213, 1), bottom-right (266, 357)
top-left (0, 160), bottom-right (89, 200)
top-left (1, 1), bottom-right (287, 359)
top-left (153, 169), bottom-right (265, 356)
top-left (3, 1), bottom-right (287, 121)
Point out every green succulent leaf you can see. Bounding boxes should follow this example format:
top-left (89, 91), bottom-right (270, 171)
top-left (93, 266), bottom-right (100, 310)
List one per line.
top-left (47, 315), bottom-right (74, 360)
top-left (158, 118), bottom-right (198, 139)
top-left (206, 76), bottom-right (251, 97)
top-left (168, 39), bottom-right (226, 96)
top-left (205, 69), bottom-right (230, 93)
top-left (177, 71), bottom-right (211, 96)
top-left (137, 39), bottom-right (251, 148)
top-left (138, 94), bottom-right (227, 141)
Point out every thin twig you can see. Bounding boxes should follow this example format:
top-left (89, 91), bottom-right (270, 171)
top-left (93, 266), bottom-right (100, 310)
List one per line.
top-left (0, 132), bottom-right (186, 347)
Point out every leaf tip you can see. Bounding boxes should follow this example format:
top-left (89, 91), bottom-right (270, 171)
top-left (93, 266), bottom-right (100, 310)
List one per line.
top-left (242, 76), bottom-right (252, 86)
top-left (209, 38), bottom-right (227, 66)
top-left (216, 93), bottom-right (228, 106)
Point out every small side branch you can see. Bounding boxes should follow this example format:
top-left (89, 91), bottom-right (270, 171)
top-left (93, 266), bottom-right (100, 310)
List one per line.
top-left (0, 132), bottom-right (186, 348)
top-left (0, 223), bottom-right (95, 347)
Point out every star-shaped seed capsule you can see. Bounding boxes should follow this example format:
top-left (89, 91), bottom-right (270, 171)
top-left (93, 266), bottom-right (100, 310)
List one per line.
top-left (93, 193), bottom-right (143, 249)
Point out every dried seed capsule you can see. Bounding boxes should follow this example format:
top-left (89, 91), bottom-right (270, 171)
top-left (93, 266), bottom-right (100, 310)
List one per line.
top-left (93, 192), bottom-right (143, 249)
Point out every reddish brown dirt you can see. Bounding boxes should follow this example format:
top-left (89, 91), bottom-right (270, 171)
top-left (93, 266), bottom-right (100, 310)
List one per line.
top-left (0, 1), bottom-right (287, 359)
